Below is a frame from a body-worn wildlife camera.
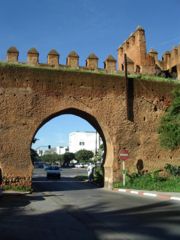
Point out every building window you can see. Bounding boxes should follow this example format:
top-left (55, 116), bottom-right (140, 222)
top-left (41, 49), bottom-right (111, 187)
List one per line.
top-left (79, 141), bottom-right (85, 146)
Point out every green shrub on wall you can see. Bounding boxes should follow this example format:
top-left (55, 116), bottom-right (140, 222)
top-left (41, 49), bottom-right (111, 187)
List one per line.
top-left (158, 88), bottom-right (180, 150)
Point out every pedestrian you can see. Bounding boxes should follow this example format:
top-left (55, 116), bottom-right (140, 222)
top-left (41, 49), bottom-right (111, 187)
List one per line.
top-left (87, 163), bottom-right (94, 182)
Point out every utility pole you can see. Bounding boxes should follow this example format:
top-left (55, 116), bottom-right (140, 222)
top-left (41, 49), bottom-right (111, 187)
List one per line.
top-left (95, 130), bottom-right (98, 155)
top-left (124, 53), bottom-right (129, 120)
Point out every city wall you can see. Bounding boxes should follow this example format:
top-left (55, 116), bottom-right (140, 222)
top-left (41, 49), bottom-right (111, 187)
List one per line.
top-left (118, 26), bottom-right (180, 80)
top-left (0, 61), bottom-right (179, 189)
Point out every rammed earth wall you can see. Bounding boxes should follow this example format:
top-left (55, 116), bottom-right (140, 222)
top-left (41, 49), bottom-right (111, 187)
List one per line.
top-left (0, 63), bottom-right (179, 189)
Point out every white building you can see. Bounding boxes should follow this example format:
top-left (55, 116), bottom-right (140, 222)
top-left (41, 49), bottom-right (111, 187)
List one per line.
top-left (69, 131), bottom-right (102, 153)
top-left (56, 146), bottom-right (69, 155)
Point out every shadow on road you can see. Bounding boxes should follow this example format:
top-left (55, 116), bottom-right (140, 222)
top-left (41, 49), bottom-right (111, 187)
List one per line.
top-left (32, 175), bottom-right (100, 192)
top-left (0, 191), bottom-right (180, 240)
top-left (63, 200), bottom-right (180, 240)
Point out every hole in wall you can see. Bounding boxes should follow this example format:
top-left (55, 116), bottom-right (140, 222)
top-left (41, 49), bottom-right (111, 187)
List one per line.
top-left (153, 105), bottom-right (158, 112)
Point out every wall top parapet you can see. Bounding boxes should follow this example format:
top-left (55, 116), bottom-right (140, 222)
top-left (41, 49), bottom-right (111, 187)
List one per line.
top-left (149, 48), bottom-right (158, 54)
top-left (118, 25), bottom-right (145, 50)
top-left (48, 49), bottom-right (59, 56)
top-left (68, 51), bottom-right (79, 58)
top-left (7, 46), bottom-right (19, 53)
top-left (164, 51), bottom-right (171, 55)
top-left (28, 48), bottom-right (39, 54)
top-left (136, 25), bottom-right (145, 31)
top-left (5, 46), bottom-right (117, 73)
top-left (87, 53), bottom-right (99, 59)
top-left (162, 45), bottom-right (180, 59)
top-left (105, 55), bottom-right (116, 62)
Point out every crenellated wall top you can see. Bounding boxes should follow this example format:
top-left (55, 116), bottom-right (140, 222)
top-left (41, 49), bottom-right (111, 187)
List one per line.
top-left (5, 47), bottom-right (117, 73)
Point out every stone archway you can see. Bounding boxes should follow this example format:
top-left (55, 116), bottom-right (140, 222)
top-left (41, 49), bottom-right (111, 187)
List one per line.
top-left (1, 64), bottom-right (178, 190)
top-left (31, 108), bottom-right (114, 189)
top-left (0, 64), bottom-right (121, 190)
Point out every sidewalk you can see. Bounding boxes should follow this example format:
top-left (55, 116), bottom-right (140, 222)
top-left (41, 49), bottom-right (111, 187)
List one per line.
top-left (116, 188), bottom-right (180, 202)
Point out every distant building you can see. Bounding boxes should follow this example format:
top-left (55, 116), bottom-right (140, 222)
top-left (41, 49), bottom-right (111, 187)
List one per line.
top-left (37, 146), bottom-right (68, 156)
top-left (43, 147), bottom-right (57, 155)
top-left (69, 131), bottom-right (102, 153)
top-left (56, 146), bottom-right (69, 155)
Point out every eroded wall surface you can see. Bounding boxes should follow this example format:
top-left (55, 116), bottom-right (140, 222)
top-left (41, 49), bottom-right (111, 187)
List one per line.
top-left (0, 64), bottom-right (179, 188)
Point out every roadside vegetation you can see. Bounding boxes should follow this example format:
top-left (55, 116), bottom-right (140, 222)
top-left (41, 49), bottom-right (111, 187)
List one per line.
top-left (2, 185), bottom-right (32, 192)
top-left (114, 88), bottom-right (180, 192)
top-left (113, 163), bottom-right (180, 192)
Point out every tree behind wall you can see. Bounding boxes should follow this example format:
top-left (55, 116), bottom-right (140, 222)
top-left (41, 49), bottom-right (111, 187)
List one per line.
top-left (75, 149), bottom-right (94, 163)
top-left (62, 152), bottom-right (75, 167)
top-left (40, 153), bottom-right (63, 165)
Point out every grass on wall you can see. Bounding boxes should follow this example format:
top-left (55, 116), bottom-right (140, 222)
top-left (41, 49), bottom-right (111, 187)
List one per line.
top-left (0, 61), bottom-right (180, 84)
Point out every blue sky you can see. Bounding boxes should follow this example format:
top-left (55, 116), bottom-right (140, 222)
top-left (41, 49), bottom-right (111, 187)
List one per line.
top-left (1, 0), bottom-right (179, 149)
top-left (33, 115), bottom-right (95, 149)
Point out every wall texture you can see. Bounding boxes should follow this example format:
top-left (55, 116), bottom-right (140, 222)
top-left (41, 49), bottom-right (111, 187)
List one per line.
top-left (0, 63), bottom-right (179, 189)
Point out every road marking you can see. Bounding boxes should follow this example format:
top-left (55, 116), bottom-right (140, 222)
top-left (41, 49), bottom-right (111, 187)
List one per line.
top-left (170, 197), bottom-right (180, 201)
top-left (118, 189), bottom-right (126, 192)
top-left (33, 180), bottom-right (83, 183)
top-left (130, 190), bottom-right (139, 194)
top-left (143, 192), bottom-right (157, 197)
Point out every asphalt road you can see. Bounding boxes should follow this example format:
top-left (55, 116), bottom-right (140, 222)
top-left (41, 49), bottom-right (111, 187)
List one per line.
top-left (0, 168), bottom-right (180, 240)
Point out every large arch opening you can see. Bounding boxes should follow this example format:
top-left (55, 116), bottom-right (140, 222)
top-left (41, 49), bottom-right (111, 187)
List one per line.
top-left (30, 108), bottom-right (109, 188)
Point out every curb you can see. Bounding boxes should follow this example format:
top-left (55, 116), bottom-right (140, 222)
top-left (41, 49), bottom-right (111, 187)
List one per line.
top-left (2, 190), bottom-right (32, 195)
top-left (117, 188), bottom-right (180, 202)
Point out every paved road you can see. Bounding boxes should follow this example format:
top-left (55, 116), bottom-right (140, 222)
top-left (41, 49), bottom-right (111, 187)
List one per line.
top-left (0, 168), bottom-right (180, 240)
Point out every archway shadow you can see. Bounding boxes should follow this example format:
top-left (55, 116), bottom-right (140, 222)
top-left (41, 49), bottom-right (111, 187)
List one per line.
top-left (0, 191), bottom-right (180, 239)
top-left (32, 175), bottom-right (100, 193)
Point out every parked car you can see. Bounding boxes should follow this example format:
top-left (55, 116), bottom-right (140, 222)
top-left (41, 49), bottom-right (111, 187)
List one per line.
top-left (34, 161), bottom-right (44, 168)
top-left (43, 163), bottom-right (50, 170)
top-left (46, 166), bottom-right (61, 179)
